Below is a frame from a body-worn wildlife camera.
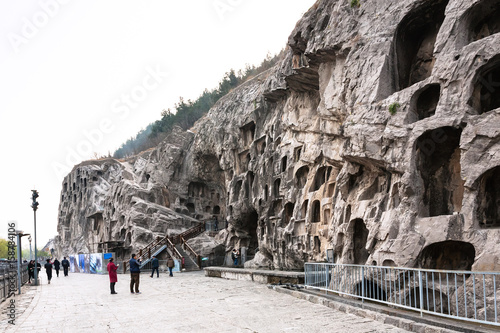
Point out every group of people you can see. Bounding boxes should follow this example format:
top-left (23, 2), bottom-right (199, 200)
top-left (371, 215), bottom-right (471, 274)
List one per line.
top-left (27, 257), bottom-right (70, 284)
top-left (106, 254), bottom-right (176, 295)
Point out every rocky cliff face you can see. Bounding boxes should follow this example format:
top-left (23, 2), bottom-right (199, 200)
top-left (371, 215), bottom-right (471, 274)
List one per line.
top-left (56, 0), bottom-right (500, 275)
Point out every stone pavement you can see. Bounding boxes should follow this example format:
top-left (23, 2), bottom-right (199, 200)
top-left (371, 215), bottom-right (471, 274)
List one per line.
top-left (1, 271), bottom-right (409, 333)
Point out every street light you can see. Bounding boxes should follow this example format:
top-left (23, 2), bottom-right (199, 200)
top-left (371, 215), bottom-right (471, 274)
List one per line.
top-left (28, 235), bottom-right (32, 261)
top-left (31, 189), bottom-right (39, 286)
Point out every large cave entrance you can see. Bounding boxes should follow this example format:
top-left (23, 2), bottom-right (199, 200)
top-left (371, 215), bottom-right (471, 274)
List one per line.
top-left (349, 219), bottom-right (369, 265)
top-left (416, 127), bottom-right (463, 217)
top-left (477, 166), bottom-right (500, 228)
top-left (459, 0), bottom-right (500, 47)
top-left (392, 0), bottom-right (449, 91)
top-left (416, 241), bottom-right (475, 271)
top-left (241, 210), bottom-right (259, 259)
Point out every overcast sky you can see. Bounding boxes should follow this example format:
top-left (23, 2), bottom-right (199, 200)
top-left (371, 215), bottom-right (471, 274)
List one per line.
top-left (0, 0), bottom-right (315, 250)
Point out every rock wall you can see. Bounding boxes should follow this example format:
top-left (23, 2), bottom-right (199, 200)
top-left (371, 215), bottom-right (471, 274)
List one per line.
top-left (56, 0), bottom-right (500, 275)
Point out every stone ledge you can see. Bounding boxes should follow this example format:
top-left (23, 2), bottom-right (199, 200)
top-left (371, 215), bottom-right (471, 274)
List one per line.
top-left (271, 286), bottom-right (499, 333)
top-left (204, 267), bottom-right (304, 284)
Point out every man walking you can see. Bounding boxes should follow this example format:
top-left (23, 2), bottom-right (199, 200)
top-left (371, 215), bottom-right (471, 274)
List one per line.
top-left (129, 253), bottom-right (141, 294)
top-left (61, 257), bottom-right (70, 276)
top-left (53, 258), bottom-right (61, 277)
top-left (167, 257), bottom-right (175, 277)
top-left (44, 259), bottom-right (53, 284)
top-left (150, 255), bottom-right (159, 278)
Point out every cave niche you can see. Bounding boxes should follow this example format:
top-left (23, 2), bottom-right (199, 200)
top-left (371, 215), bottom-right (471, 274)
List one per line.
top-left (477, 166), bottom-right (500, 228)
top-left (408, 84), bottom-right (440, 123)
top-left (416, 241), bottom-right (475, 271)
top-left (311, 200), bottom-right (321, 223)
top-left (349, 218), bottom-right (369, 265)
top-left (295, 165), bottom-right (309, 189)
top-left (469, 55), bottom-right (500, 115)
top-left (416, 127), bottom-right (463, 217)
top-left (392, 0), bottom-right (449, 91)
top-left (284, 202), bottom-right (294, 226)
top-left (458, 0), bottom-right (500, 47)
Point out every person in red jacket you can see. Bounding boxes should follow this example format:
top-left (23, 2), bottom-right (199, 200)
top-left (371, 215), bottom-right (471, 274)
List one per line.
top-left (107, 258), bottom-right (118, 294)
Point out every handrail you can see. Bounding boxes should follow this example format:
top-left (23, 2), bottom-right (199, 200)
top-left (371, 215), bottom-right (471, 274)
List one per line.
top-left (304, 263), bottom-right (500, 327)
top-left (181, 236), bottom-right (201, 268)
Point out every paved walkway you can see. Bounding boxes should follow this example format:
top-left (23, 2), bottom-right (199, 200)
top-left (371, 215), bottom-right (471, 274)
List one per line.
top-left (1, 271), bottom-right (409, 332)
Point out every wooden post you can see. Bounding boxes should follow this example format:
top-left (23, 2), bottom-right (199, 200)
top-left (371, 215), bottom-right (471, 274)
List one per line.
top-left (123, 261), bottom-right (127, 274)
top-left (148, 248), bottom-right (151, 259)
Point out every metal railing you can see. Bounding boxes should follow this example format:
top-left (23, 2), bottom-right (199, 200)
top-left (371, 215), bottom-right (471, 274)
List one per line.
top-left (1, 263), bottom-right (30, 303)
top-left (181, 236), bottom-right (201, 268)
top-left (304, 263), bottom-right (500, 327)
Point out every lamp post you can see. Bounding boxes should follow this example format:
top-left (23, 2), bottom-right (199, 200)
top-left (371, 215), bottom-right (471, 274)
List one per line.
top-left (31, 190), bottom-right (39, 286)
top-left (28, 235), bottom-right (32, 261)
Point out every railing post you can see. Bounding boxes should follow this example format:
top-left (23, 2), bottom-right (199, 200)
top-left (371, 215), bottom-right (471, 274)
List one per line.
top-left (419, 270), bottom-right (424, 317)
top-left (197, 255), bottom-right (201, 268)
top-left (148, 248), bottom-right (151, 259)
top-left (139, 249), bottom-right (142, 257)
top-left (361, 266), bottom-right (365, 303)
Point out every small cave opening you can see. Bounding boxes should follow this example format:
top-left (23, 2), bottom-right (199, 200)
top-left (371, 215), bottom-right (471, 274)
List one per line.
top-left (350, 219), bottom-right (369, 265)
top-left (327, 182), bottom-right (336, 197)
top-left (323, 208), bottom-right (331, 225)
top-left (284, 202), bottom-right (294, 226)
top-left (274, 178), bottom-right (281, 197)
top-left (264, 184), bottom-right (269, 201)
top-left (186, 203), bottom-right (195, 214)
top-left (311, 200), bottom-right (321, 223)
top-left (233, 180), bottom-right (242, 202)
top-left (477, 166), bottom-right (500, 228)
top-left (313, 236), bottom-right (321, 253)
top-left (409, 84), bottom-right (441, 123)
top-left (469, 55), bottom-right (500, 114)
top-left (205, 206), bottom-right (211, 213)
top-left (188, 182), bottom-right (208, 198)
top-left (416, 241), bottom-right (475, 271)
top-left (294, 146), bottom-right (302, 162)
top-left (300, 200), bottom-right (309, 220)
top-left (416, 127), bottom-right (464, 217)
top-left (270, 199), bottom-right (282, 217)
top-left (213, 205), bottom-right (221, 215)
top-left (310, 166), bottom-right (327, 192)
top-left (239, 121), bottom-right (256, 147)
top-left (295, 165), bottom-right (309, 189)
top-left (281, 156), bottom-right (287, 173)
top-left (392, 0), bottom-right (449, 91)
top-left (460, 0), bottom-right (500, 46)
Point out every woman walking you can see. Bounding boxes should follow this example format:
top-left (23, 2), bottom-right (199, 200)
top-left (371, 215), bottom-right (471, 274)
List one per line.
top-left (107, 258), bottom-right (118, 294)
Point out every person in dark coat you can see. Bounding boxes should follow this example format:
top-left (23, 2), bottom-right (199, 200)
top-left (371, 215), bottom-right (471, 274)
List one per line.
top-left (53, 258), bottom-right (61, 277)
top-left (28, 260), bottom-right (35, 283)
top-left (150, 255), bottom-right (159, 278)
top-left (129, 254), bottom-right (141, 294)
top-left (166, 257), bottom-right (175, 277)
top-left (61, 257), bottom-right (70, 276)
top-left (44, 259), bottom-right (53, 284)
top-left (107, 258), bottom-right (118, 294)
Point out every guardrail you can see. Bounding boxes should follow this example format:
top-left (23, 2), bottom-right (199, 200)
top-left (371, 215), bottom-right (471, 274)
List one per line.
top-left (304, 263), bottom-right (500, 327)
top-left (1, 263), bottom-right (29, 303)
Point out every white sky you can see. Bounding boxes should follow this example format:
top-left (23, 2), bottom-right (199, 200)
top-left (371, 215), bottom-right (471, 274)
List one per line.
top-left (0, 0), bottom-right (316, 250)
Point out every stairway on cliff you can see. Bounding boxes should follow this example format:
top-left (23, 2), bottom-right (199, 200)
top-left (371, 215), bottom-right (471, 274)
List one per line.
top-left (175, 244), bottom-right (200, 271)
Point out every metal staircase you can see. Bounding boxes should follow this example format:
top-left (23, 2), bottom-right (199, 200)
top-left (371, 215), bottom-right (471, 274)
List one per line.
top-left (122, 221), bottom-right (206, 272)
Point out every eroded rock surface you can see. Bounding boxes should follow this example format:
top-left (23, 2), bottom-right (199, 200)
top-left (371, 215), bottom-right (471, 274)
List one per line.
top-left (56, 0), bottom-right (500, 280)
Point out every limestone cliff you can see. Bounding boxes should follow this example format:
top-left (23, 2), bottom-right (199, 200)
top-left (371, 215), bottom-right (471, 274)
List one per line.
top-left (56, 0), bottom-right (500, 275)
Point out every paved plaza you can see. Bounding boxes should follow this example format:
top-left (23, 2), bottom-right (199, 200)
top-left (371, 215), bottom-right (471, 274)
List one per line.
top-left (1, 270), bottom-right (409, 332)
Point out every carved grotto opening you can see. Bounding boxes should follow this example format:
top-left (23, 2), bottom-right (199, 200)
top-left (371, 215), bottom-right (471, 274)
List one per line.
top-left (416, 127), bottom-right (464, 217)
top-left (477, 166), bottom-right (500, 228)
top-left (349, 218), bottom-right (369, 265)
top-left (458, 0), bottom-right (500, 47)
top-left (408, 84), bottom-right (440, 123)
top-left (240, 121), bottom-right (255, 147)
top-left (284, 202), bottom-right (294, 225)
top-left (469, 55), bottom-right (500, 114)
top-left (295, 165), bottom-right (309, 189)
top-left (416, 241), bottom-right (475, 271)
top-left (392, 0), bottom-right (449, 92)
top-left (311, 200), bottom-right (321, 223)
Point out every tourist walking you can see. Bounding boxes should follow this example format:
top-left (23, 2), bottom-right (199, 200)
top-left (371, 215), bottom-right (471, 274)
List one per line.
top-left (53, 258), bottom-right (61, 277)
top-left (28, 260), bottom-right (34, 284)
top-left (107, 258), bottom-right (118, 294)
top-left (44, 259), bottom-right (53, 284)
top-left (61, 257), bottom-right (70, 276)
top-left (232, 249), bottom-right (239, 266)
top-left (167, 257), bottom-right (175, 277)
top-left (150, 255), bottom-right (159, 278)
top-left (129, 254), bottom-right (141, 294)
